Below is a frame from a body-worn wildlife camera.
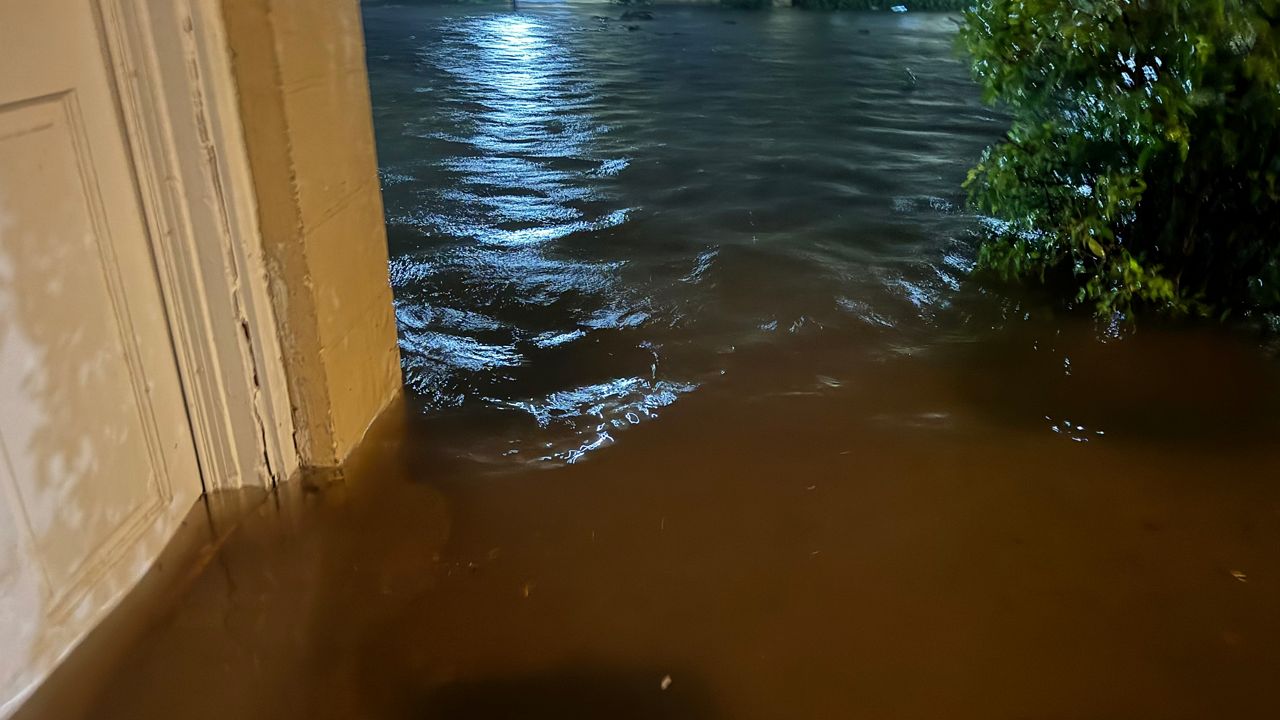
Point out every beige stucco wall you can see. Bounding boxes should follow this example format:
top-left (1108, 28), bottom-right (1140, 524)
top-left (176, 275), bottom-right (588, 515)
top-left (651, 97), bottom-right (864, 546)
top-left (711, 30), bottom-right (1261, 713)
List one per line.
top-left (219, 0), bottom-right (401, 467)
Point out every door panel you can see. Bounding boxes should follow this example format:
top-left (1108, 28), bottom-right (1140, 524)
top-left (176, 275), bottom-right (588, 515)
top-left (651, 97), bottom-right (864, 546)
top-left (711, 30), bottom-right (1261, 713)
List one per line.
top-left (0, 93), bottom-right (179, 606)
top-left (0, 0), bottom-right (203, 710)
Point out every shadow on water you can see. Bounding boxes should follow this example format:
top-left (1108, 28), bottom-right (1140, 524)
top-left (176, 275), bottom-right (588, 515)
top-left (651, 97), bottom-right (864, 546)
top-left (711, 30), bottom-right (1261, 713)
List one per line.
top-left (415, 664), bottom-right (720, 720)
top-left (946, 318), bottom-right (1280, 447)
top-left (45, 391), bottom-right (1280, 720)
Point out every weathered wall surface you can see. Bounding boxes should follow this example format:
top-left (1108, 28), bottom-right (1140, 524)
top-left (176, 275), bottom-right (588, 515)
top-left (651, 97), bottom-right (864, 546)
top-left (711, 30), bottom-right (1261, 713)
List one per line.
top-left (220, 0), bottom-right (402, 467)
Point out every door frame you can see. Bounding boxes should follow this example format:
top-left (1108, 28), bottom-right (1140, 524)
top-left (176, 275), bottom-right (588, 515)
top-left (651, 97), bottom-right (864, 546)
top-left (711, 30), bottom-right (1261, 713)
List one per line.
top-left (96, 0), bottom-right (298, 491)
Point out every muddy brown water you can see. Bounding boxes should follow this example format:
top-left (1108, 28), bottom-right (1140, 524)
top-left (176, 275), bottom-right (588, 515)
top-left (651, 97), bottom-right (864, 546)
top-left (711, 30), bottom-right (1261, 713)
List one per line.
top-left (36, 3), bottom-right (1280, 719)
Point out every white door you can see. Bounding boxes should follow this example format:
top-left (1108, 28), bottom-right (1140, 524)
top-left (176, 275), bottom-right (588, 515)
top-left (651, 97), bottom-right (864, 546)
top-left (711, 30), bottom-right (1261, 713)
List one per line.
top-left (0, 0), bottom-right (204, 711)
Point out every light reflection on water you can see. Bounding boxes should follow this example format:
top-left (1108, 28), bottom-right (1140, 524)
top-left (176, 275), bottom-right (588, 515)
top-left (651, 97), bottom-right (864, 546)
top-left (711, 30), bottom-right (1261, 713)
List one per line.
top-left (366, 2), bottom-right (1280, 465)
top-left (377, 7), bottom-right (673, 461)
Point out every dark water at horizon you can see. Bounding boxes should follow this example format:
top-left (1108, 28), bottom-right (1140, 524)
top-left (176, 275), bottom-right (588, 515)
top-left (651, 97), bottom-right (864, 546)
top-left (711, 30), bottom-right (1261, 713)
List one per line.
top-left (55, 5), bottom-right (1280, 719)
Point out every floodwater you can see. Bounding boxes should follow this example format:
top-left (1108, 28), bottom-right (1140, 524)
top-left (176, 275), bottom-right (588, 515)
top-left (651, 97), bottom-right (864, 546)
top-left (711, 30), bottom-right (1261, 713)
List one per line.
top-left (37, 2), bottom-right (1280, 719)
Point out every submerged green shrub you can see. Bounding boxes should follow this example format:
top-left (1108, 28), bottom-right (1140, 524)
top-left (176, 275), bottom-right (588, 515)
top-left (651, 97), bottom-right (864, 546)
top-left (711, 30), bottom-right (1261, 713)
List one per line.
top-left (960, 0), bottom-right (1280, 318)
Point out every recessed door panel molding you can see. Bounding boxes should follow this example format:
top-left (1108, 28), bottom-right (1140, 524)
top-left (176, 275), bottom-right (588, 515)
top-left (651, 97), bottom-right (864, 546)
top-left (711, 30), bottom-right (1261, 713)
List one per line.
top-left (0, 91), bottom-right (175, 618)
top-left (0, 0), bottom-right (297, 708)
top-left (0, 0), bottom-right (287, 714)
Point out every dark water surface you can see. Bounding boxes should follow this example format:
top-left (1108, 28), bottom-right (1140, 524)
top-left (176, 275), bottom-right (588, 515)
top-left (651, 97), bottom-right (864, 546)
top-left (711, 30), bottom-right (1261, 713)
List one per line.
top-left (49, 3), bottom-right (1280, 720)
top-left (370, 1), bottom-right (1015, 462)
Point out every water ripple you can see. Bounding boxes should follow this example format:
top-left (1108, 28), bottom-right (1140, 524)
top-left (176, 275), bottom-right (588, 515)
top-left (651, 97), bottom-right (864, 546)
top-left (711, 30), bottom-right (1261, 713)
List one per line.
top-left (367, 3), bottom-right (1005, 464)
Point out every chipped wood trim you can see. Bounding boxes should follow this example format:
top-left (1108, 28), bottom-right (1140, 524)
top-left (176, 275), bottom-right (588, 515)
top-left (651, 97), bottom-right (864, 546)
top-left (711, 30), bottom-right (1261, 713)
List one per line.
top-left (97, 0), bottom-right (299, 491)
